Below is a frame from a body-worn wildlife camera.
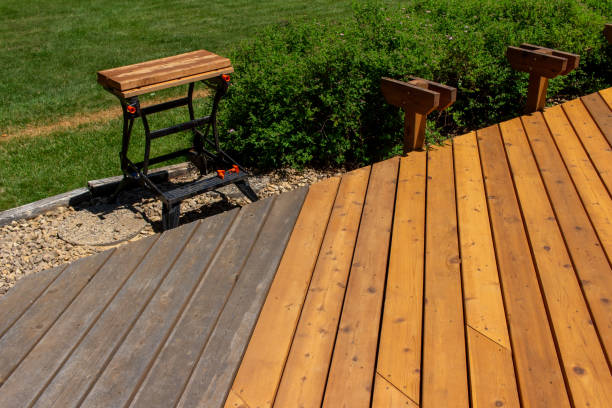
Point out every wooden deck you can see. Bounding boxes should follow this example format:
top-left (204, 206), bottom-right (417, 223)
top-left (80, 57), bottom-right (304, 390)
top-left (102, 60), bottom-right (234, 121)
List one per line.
top-left (1, 89), bottom-right (611, 407)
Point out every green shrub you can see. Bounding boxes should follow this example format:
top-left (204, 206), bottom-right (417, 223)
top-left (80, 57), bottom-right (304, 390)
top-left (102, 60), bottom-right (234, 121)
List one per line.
top-left (219, 0), bottom-right (611, 169)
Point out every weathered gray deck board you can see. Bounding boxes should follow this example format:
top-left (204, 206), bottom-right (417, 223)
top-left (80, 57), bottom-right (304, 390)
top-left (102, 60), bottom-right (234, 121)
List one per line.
top-left (31, 222), bottom-right (198, 408)
top-left (176, 187), bottom-right (308, 408)
top-left (80, 209), bottom-right (239, 408)
top-left (0, 265), bottom-right (65, 339)
top-left (0, 185), bottom-right (306, 408)
top-left (0, 235), bottom-right (157, 407)
top-left (129, 197), bottom-right (276, 408)
top-left (0, 250), bottom-right (113, 386)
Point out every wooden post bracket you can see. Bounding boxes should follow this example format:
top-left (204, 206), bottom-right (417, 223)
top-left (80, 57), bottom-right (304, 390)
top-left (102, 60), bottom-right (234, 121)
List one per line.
top-left (381, 77), bottom-right (456, 154)
top-left (506, 44), bottom-right (580, 113)
top-left (605, 24), bottom-right (612, 43)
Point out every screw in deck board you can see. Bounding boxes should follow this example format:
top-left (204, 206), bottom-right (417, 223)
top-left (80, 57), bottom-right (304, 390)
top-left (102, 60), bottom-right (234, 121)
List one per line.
top-left (506, 44), bottom-right (580, 113)
top-left (381, 77), bottom-right (456, 153)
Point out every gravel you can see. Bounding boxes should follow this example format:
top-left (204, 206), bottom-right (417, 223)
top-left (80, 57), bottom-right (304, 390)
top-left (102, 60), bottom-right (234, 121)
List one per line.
top-left (0, 166), bottom-right (344, 296)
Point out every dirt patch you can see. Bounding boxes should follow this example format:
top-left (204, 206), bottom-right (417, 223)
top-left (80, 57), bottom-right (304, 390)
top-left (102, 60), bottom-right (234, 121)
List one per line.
top-left (1, 89), bottom-right (210, 140)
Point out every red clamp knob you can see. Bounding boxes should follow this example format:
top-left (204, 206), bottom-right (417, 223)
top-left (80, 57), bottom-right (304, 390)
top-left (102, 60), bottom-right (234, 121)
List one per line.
top-left (217, 169), bottom-right (226, 179)
top-left (221, 74), bottom-right (231, 83)
top-left (126, 105), bottom-right (137, 114)
top-left (230, 165), bottom-right (239, 174)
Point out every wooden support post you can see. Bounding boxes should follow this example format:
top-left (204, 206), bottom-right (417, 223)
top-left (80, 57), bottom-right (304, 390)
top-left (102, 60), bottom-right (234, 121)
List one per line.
top-left (381, 77), bottom-right (456, 154)
top-left (605, 24), bottom-right (612, 43)
top-left (506, 44), bottom-right (579, 113)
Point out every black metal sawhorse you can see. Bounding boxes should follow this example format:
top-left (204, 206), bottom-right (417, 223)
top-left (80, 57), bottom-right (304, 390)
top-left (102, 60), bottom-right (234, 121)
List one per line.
top-left (98, 51), bottom-right (258, 230)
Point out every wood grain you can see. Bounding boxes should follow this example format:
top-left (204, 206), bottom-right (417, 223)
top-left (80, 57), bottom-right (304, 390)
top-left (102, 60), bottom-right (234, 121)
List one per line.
top-left (130, 202), bottom-right (271, 408)
top-left (323, 157), bottom-right (399, 408)
top-left (98, 50), bottom-right (232, 91)
top-left (226, 177), bottom-right (340, 408)
top-left (31, 222), bottom-right (199, 408)
top-left (543, 105), bottom-right (612, 262)
top-left (0, 235), bottom-right (157, 407)
top-left (477, 124), bottom-right (570, 407)
top-left (272, 166), bottom-right (370, 408)
top-left (176, 188), bottom-right (308, 408)
top-left (372, 374), bottom-right (419, 408)
top-left (453, 132), bottom-right (520, 407)
top-left (0, 250), bottom-right (113, 387)
top-left (421, 143), bottom-right (469, 408)
top-left (0, 265), bottom-right (65, 339)
top-left (562, 99), bottom-right (612, 193)
top-left (375, 152), bottom-right (426, 404)
top-left (581, 92), bottom-right (612, 146)
top-left (80, 211), bottom-right (238, 408)
top-left (522, 111), bottom-right (612, 364)
top-left (502, 117), bottom-right (612, 407)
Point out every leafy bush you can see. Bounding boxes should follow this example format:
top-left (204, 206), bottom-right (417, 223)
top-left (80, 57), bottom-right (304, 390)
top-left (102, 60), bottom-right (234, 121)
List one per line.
top-left (219, 0), bottom-right (611, 168)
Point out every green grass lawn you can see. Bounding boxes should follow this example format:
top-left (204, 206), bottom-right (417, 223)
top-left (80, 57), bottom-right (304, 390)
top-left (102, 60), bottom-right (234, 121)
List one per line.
top-left (0, 0), bottom-right (358, 210)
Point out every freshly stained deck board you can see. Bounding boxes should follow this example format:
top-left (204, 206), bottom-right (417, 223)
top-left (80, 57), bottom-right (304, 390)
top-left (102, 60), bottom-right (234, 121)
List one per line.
top-left (371, 374), bottom-right (419, 408)
top-left (600, 88), bottom-right (612, 110)
top-left (80, 210), bottom-right (238, 408)
top-left (522, 112), bottom-right (612, 364)
top-left (453, 132), bottom-right (519, 407)
top-left (453, 132), bottom-right (510, 347)
top-left (375, 152), bottom-right (426, 404)
top-left (500, 117), bottom-right (612, 407)
top-left (130, 201), bottom-right (274, 408)
top-left (543, 105), bottom-right (612, 262)
top-left (273, 167), bottom-right (370, 408)
top-left (176, 188), bottom-right (308, 408)
top-left (323, 158), bottom-right (398, 407)
top-left (582, 92), bottom-right (612, 146)
top-left (465, 327), bottom-right (520, 408)
top-left (562, 99), bottom-right (612, 193)
top-left (0, 235), bottom-right (158, 408)
top-left (477, 124), bottom-right (570, 407)
top-left (0, 250), bottom-right (113, 386)
top-left (0, 265), bottom-right (65, 339)
top-left (31, 222), bottom-right (199, 408)
top-left (421, 143), bottom-right (469, 408)
top-left (226, 177), bottom-right (340, 408)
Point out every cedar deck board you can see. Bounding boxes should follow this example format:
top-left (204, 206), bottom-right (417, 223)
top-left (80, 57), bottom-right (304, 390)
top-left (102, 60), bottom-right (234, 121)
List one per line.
top-left (97, 49), bottom-right (232, 91)
top-left (1, 88), bottom-right (612, 407)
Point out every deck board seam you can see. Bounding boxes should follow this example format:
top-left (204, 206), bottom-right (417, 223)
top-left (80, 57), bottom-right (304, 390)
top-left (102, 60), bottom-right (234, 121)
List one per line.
top-left (375, 371), bottom-right (420, 407)
top-left (123, 212), bottom-right (240, 408)
top-left (229, 389), bottom-right (252, 408)
top-left (75, 222), bottom-right (201, 407)
top-left (174, 198), bottom-right (277, 408)
top-left (319, 165), bottom-right (373, 404)
top-left (267, 182), bottom-right (342, 407)
top-left (370, 157), bottom-right (401, 406)
top-left (475, 126), bottom-right (525, 407)
top-left (1, 249), bottom-right (115, 391)
top-left (417, 151), bottom-right (429, 407)
top-left (0, 265), bottom-right (68, 341)
top-left (451, 138), bottom-right (474, 408)
top-left (26, 235), bottom-right (161, 408)
top-left (501, 118), bottom-right (576, 406)
top-left (465, 324), bottom-right (509, 351)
